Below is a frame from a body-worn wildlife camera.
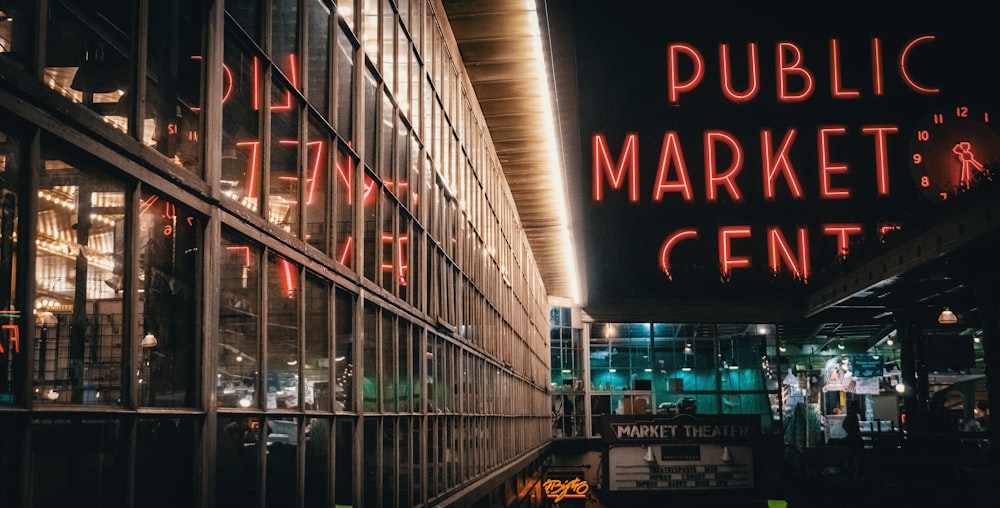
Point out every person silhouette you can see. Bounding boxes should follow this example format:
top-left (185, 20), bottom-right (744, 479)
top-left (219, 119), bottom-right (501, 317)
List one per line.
top-left (842, 400), bottom-right (862, 480)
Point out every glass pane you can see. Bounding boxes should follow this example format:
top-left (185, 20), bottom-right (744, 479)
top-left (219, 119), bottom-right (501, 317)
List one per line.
top-left (145, 0), bottom-right (203, 173)
top-left (222, 32), bottom-right (262, 213)
top-left (381, 416), bottom-right (396, 505)
top-left (29, 418), bottom-right (123, 506)
top-left (43, 0), bottom-right (132, 134)
top-left (334, 288), bottom-right (353, 411)
top-left (397, 318), bottom-right (411, 412)
top-left (362, 416), bottom-right (378, 504)
top-left (380, 189), bottom-right (393, 290)
top-left (379, 89), bottom-right (393, 182)
top-left (265, 416), bottom-right (299, 508)
top-left (381, 0), bottom-right (394, 89)
top-left (0, 0), bottom-right (34, 68)
top-left (381, 310), bottom-right (395, 412)
top-left (138, 191), bottom-right (200, 407)
top-left (271, 0), bottom-right (298, 63)
top-left (335, 26), bottom-right (355, 141)
top-left (305, 119), bottom-right (330, 253)
top-left (304, 273), bottom-right (330, 411)
top-left (306, 0), bottom-right (331, 118)
top-left (362, 173), bottom-right (378, 281)
top-left (266, 254), bottom-right (299, 410)
top-left (218, 233), bottom-right (260, 409)
top-left (394, 215), bottom-right (416, 301)
top-left (363, 304), bottom-right (377, 411)
top-left (0, 127), bottom-right (21, 406)
top-left (217, 415), bottom-right (261, 508)
top-left (0, 417), bottom-right (21, 501)
top-left (268, 79), bottom-right (300, 236)
top-left (334, 145), bottom-right (355, 268)
top-left (35, 146), bottom-right (126, 406)
top-left (304, 416), bottom-right (331, 507)
top-left (226, 0), bottom-right (261, 44)
top-left (363, 70), bottom-right (377, 166)
top-left (135, 418), bottom-right (198, 508)
top-left (334, 418), bottom-right (355, 505)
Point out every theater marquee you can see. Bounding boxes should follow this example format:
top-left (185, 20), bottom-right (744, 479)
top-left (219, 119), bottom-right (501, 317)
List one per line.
top-left (603, 414), bottom-right (759, 491)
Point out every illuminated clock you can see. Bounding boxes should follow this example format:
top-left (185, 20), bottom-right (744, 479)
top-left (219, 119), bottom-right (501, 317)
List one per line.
top-left (909, 105), bottom-right (1000, 201)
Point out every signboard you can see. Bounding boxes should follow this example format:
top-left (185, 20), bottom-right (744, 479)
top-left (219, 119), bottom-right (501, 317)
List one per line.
top-left (602, 414), bottom-right (758, 491)
top-left (571, 1), bottom-right (1000, 319)
top-left (609, 445), bottom-right (753, 491)
top-left (851, 354), bottom-right (885, 377)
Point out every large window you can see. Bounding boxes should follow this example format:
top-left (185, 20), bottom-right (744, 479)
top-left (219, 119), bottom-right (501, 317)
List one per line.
top-left (137, 190), bottom-right (200, 408)
top-left (145, 0), bottom-right (204, 173)
top-left (43, 0), bottom-right (133, 134)
top-left (34, 140), bottom-right (127, 406)
top-left (222, 30), bottom-right (263, 213)
top-left (218, 233), bottom-right (261, 409)
top-left (0, 126), bottom-right (20, 405)
top-left (589, 322), bottom-right (778, 432)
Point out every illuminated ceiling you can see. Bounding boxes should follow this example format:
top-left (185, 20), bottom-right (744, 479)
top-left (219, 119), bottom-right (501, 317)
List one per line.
top-left (440, 0), bottom-right (582, 304)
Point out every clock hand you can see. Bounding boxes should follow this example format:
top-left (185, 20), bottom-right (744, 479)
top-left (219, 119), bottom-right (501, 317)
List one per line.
top-left (952, 141), bottom-right (984, 188)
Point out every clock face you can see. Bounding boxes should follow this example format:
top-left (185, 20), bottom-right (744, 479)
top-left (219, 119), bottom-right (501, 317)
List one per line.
top-left (909, 106), bottom-right (1000, 201)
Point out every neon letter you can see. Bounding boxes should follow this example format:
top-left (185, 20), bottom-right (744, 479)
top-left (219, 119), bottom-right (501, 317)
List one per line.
top-left (235, 141), bottom-right (261, 199)
top-left (862, 125), bottom-right (899, 196)
top-left (829, 39), bottom-right (860, 99)
top-left (871, 38), bottom-right (884, 96)
top-left (653, 131), bottom-right (693, 201)
top-left (776, 42), bottom-right (814, 103)
top-left (659, 229), bottom-right (699, 281)
top-left (761, 129), bottom-right (804, 200)
top-left (705, 130), bottom-right (744, 202)
top-left (668, 43), bottom-right (705, 104)
top-left (592, 133), bottom-right (639, 202)
top-left (720, 42), bottom-right (759, 102)
top-left (899, 35), bottom-right (939, 95)
top-left (818, 127), bottom-right (850, 199)
top-left (823, 224), bottom-right (863, 256)
top-left (720, 226), bottom-right (752, 276)
top-left (768, 227), bottom-right (810, 281)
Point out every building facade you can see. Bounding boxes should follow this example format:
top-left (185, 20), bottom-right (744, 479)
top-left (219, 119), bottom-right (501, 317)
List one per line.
top-left (0, 0), bottom-right (552, 506)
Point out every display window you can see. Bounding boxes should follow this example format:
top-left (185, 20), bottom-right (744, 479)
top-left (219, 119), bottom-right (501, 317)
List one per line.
top-left (222, 31), bottom-right (263, 213)
top-left (145, 0), bottom-right (205, 173)
top-left (43, 0), bottom-right (133, 134)
top-left (0, 126), bottom-right (20, 407)
top-left (218, 233), bottom-right (262, 409)
top-left (137, 190), bottom-right (201, 408)
top-left (266, 254), bottom-right (300, 409)
top-left (334, 287), bottom-right (354, 412)
top-left (34, 142), bottom-right (127, 405)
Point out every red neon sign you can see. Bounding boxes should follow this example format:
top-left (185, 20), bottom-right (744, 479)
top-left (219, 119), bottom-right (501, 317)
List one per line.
top-left (236, 141), bottom-right (261, 199)
top-left (381, 233), bottom-right (409, 286)
top-left (0, 324), bottom-right (19, 354)
top-left (189, 56), bottom-right (234, 111)
top-left (279, 258), bottom-right (296, 297)
top-left (668, 35), bottom-right (938, 104)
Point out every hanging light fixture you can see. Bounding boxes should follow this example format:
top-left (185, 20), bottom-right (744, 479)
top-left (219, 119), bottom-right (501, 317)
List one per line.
top-left (938, 307), bottom-right (958, 324)
top-left (141, 333), bottom-right (158, 348)
top-left (71, 45), bottom-right (122, 93)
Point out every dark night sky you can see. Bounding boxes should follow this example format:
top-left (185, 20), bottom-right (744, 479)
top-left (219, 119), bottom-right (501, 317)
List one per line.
top-left (566, 1), bottom-right (1000, 315)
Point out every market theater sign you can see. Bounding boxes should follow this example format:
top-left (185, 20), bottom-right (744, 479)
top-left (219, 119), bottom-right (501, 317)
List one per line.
top-left (591, 35), bottom-right (942, 282)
